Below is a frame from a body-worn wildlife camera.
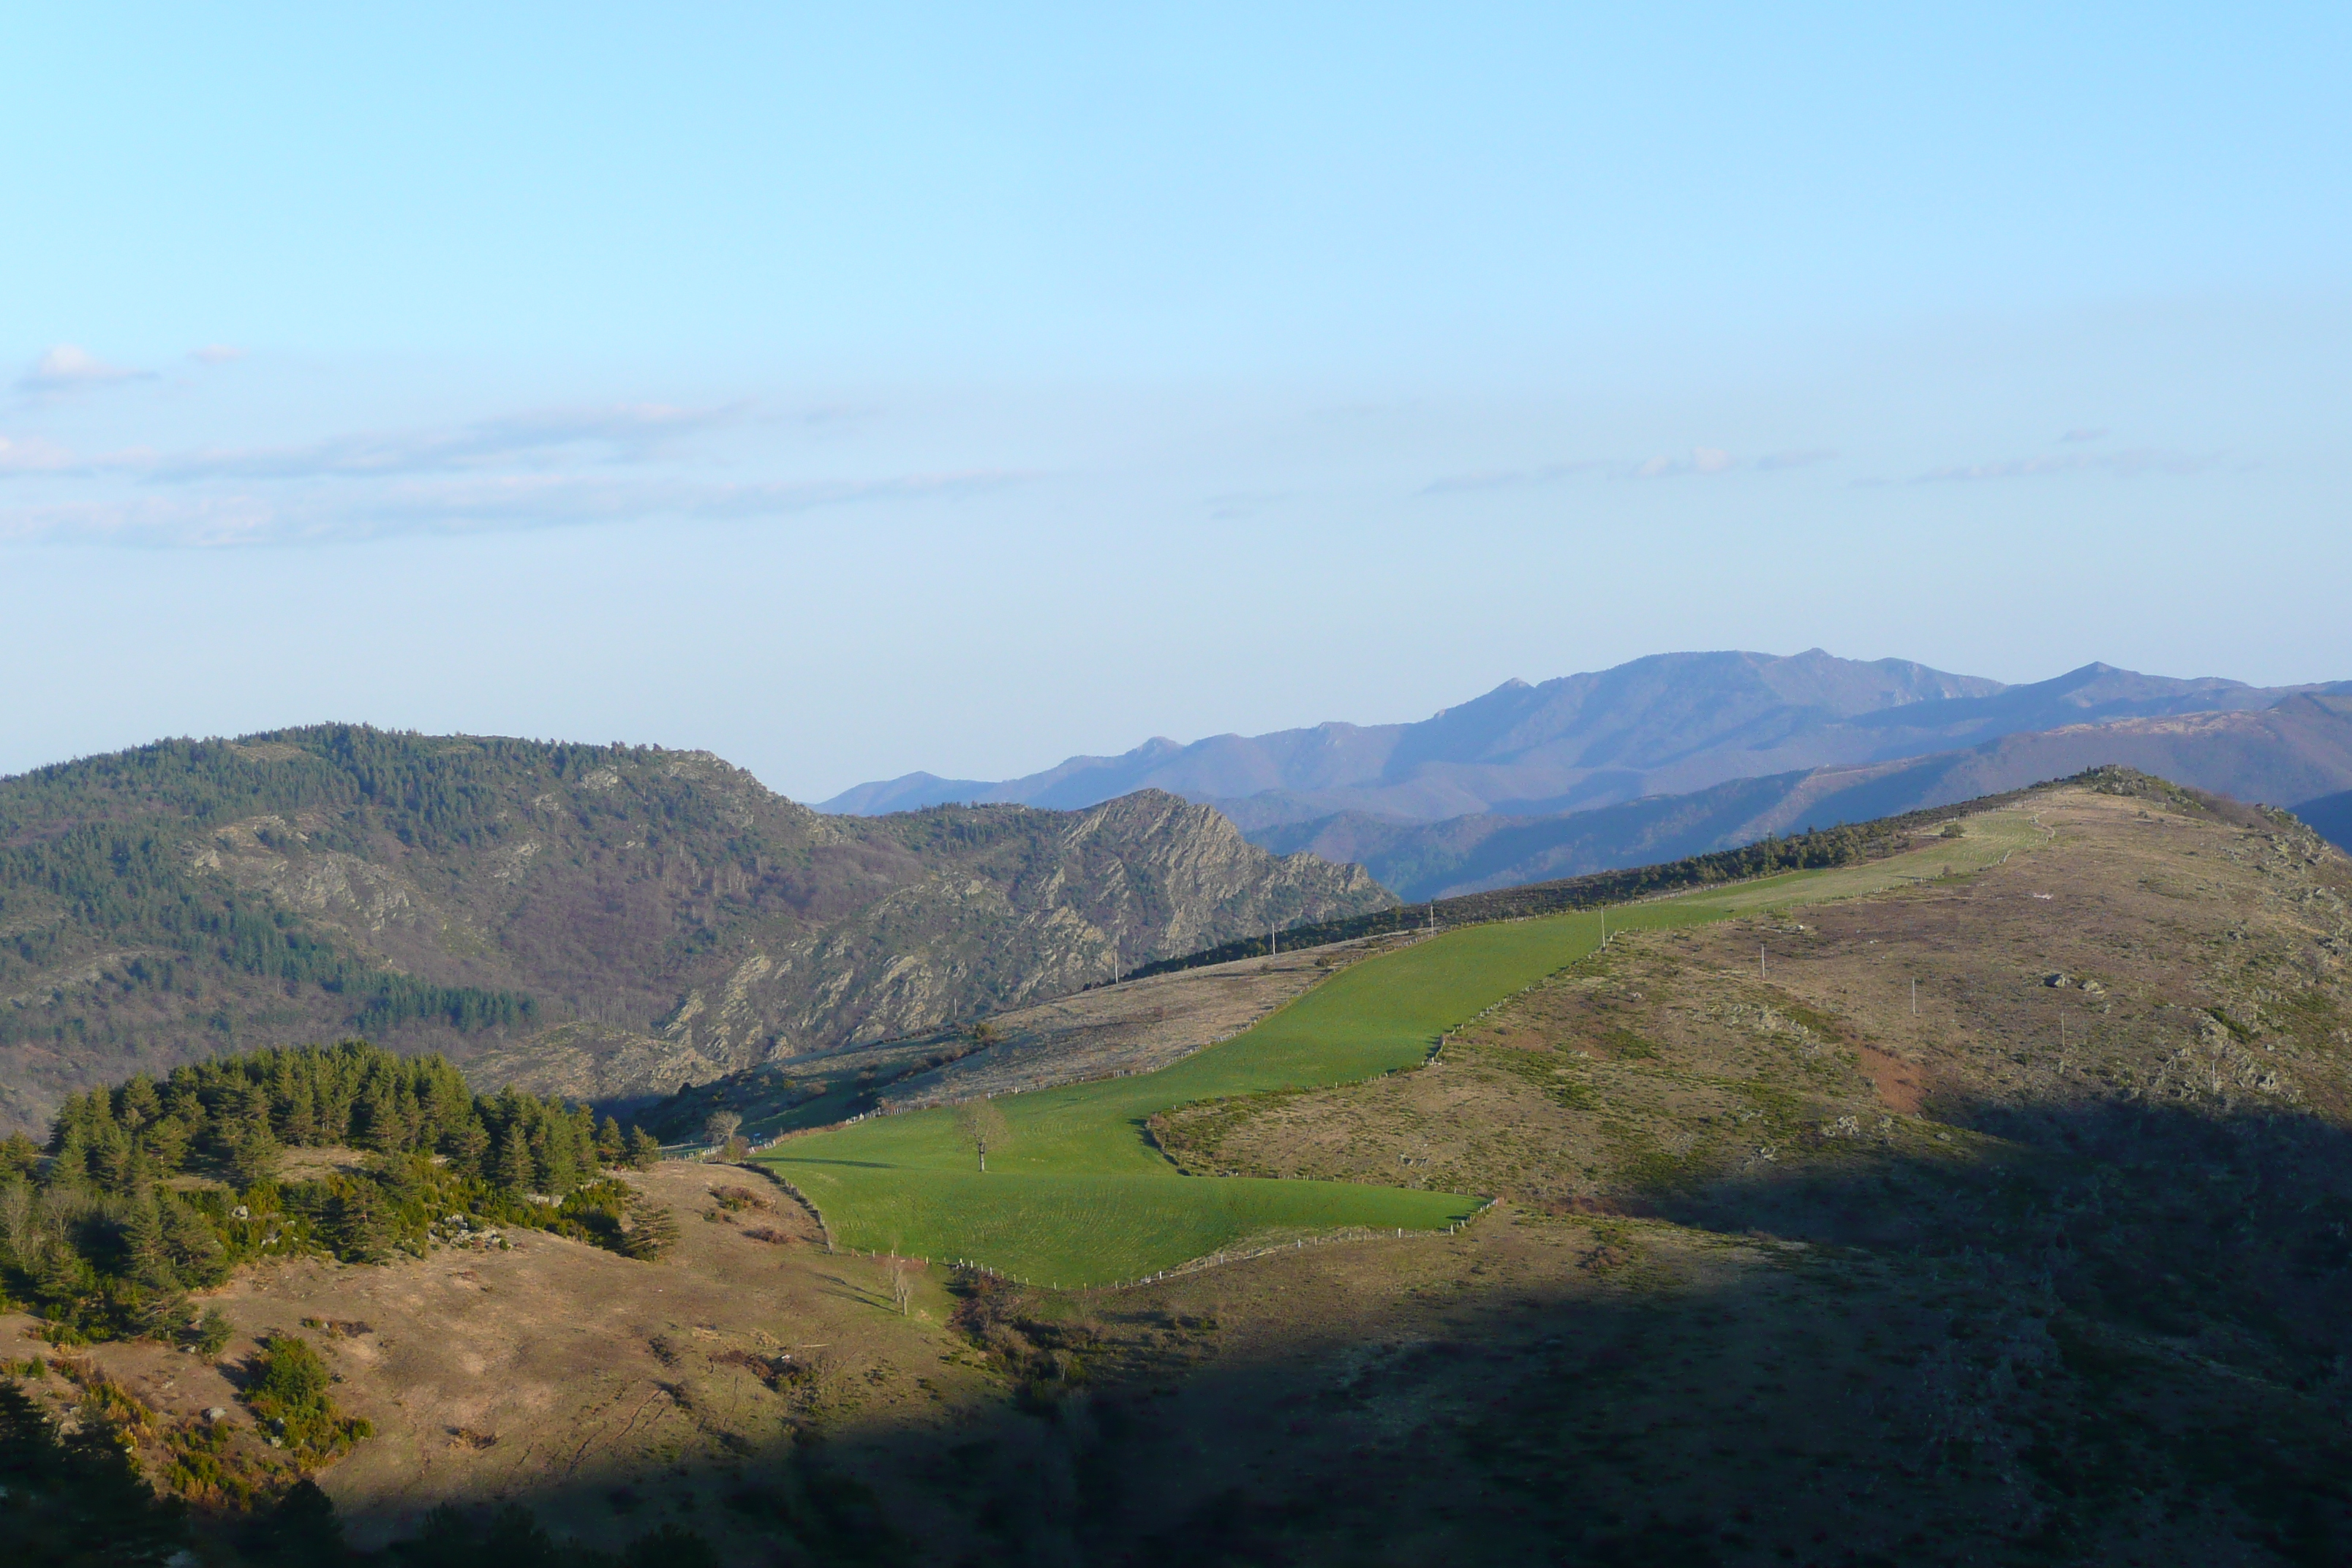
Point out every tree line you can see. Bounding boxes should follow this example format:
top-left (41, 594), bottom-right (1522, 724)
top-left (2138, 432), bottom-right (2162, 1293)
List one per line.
top-left (0, 1039), bottom-right (668, 1344)
top-left (1124, 773), bottom-right (2080, 981)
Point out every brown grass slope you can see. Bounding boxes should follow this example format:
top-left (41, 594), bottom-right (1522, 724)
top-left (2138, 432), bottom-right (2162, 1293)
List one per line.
top-left (25, 772), bottom-right (2352, 1567)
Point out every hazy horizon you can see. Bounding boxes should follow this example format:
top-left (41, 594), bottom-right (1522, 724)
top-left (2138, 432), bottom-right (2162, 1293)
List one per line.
top-left (7, 6), bottom-right (2348, 801)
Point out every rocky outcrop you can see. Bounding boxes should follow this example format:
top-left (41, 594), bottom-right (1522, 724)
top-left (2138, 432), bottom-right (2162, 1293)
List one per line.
top-left (0, 731), bottom-right (1392, 1128)
top-left (634, 790), bottom-right (1390, 1082)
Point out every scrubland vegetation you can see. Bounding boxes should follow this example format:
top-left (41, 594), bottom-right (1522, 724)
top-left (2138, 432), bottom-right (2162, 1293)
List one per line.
top-left (11, 770), bottom-right (2352, 1564)
top-left (763, 810), bottom-right (2042, 1283)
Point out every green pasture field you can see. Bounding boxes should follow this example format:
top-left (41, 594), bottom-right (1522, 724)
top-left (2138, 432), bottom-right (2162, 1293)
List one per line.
top-left (757, 802), bottom-right (2049, 1284)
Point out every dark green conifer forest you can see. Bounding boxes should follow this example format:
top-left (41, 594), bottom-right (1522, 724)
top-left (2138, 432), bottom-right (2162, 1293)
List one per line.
top-left (0, 1039), bottom-right (658, 1346)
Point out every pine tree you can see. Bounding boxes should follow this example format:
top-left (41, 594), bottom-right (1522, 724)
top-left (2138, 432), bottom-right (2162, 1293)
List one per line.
top-left (597, 1115), bottom-right (626, 1166)
top-left (354, 1080), bottom-right (399, 1153)
top-left (0, 1133), bottom-right (39, 1178)
top-left (34, 1239), bottom-right (88, 1315)
top-left (534, 1120), bottom-right (578, 1196)
top-left (138, 1116), bottom-right (190, 1175)
top-left (390, 1082), bottom-right (424, 1151)
top-left (325, 1183), bottom-right (385, 1262)
top-left (423, 1071), bottom-right (473, 1150)
top-left (494, 1123), bottom-right (535, 1191)
top-left (227, 1118), bottom-right (282, 1188)
top-left (284, 1077), bottom-right (319, 1145)
top-left (627, 1126), bottom-right (663, 1170)
top-left (442, 1115), bottom-right (490, 1176)
top-left (118, 1075), bottom-right (162, 1132)
top-left (89, 1123), bottom-right (135, 1192)
top-left (159, 1193), bottom-right (227, 1288)
top-left (247, 1477), bottom-right (346, 1561)
top-left (121, 1188), bottom-right (181, 1294)
top-left (50, 1125), bottom-right (92, 1189)
top-left (0, 1380), bottom-right (196, 1561)
top-left (620, 1196), bottom-right (679, 1261)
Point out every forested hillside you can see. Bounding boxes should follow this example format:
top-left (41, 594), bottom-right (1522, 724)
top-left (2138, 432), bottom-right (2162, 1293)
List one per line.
top-left (0, 728), bottom-right (1389, 1132)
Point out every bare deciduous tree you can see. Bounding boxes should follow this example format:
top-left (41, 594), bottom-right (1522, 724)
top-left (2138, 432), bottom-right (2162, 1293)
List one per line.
top-left (954, 1098), bottom-right (1010, 1172)
top-left (704, 1109), bottom-right (743, 1158)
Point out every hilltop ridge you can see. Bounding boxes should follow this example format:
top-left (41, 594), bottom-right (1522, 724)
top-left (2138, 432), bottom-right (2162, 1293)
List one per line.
top-left (0, 728), bottom-right (1388, 1132)
top-left (21, 766), bottom-right (2352, 1565)
top-left (1262, 690), bottom-right (2352, 897)
top-left (823, 648), bottom-right (2340, 829)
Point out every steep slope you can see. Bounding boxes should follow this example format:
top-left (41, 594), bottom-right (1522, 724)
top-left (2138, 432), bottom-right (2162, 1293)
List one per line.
top-left (2302, 786), bottom-right (2352, 855)
top-left (1132, 777), bottom-right (2352, 1558)
top-left (0, 730), bottom-right (1389, 1131)
top-left (825, 648), bottom-right (2332, 828)
top-left (1262, 692), bottom-right (2352, 898)
top-left (29, 772), bottom-right (2352, 1567)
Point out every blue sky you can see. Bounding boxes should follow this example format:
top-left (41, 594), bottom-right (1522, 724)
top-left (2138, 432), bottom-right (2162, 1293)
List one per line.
top-left (4, 4), bottom-right (2348, 799)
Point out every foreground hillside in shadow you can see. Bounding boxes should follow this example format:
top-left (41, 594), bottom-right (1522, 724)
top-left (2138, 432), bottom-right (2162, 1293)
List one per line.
top-left (10, 771), bottom-right (2352, 1565)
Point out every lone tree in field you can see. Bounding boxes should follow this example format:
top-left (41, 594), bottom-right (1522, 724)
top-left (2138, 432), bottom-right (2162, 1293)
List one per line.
top-left (954, 1098), bottom-right (1010, 1172)
top-left (704, 1109), bottom-right (744, 1158)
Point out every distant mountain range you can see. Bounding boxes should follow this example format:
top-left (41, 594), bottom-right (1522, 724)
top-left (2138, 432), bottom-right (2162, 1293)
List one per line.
top-left (823, 649), bottom-right (2344, 829)
top-left (1259, 693), bottom-right (2352, 899)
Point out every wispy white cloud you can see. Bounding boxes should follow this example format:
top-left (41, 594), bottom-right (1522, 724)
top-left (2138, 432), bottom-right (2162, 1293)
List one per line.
top-left (1915, 448), bottom-right (2218, 483)
top-left (0, 394), bottom-right (1018, 547)
top-left (0, 435), bottom-right (82, 474)
top-left (1424, 445), bottom-right (1838, 491)
top-left (17, 344), bottom-right (149, 394)
top-left (1419, 461), bottom-right (1601, 494)
top-left (0, 402), bottom-right (748, 485)
top-left (189, 344), bottom-right (245, 365)
top-left (1634, 447), bottom-right (1736, 478)
top-left (143, 402), bottom-right (747, 481)
top-left (1753, 448), bottom-right (1837, 471)
top-left (0, 468), bottom-right (1034, 548)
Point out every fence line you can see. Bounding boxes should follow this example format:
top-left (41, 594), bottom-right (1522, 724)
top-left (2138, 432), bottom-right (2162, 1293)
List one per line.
top-left (870, 1200), bottom-right (1497, 1294)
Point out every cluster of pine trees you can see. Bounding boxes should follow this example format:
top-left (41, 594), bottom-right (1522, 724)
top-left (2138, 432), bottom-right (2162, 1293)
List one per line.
top-left (0, 1041), bottom-right (666, 1343)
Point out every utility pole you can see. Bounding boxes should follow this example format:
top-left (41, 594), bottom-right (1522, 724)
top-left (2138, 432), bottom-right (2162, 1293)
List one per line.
top-left (1270, 918), bottom-right (1276, 956)
top-left (1911, 978), bottom-right (1918, 1016)
top-left (1760, 944), bottom-right (1766, 979)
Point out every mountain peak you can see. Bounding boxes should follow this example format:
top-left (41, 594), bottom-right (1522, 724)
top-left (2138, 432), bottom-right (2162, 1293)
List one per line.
top-left (818, 651), bottom-right (2333, 829)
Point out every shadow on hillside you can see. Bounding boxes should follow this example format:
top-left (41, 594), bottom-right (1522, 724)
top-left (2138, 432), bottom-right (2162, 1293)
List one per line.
top-left (1648, 1096), bottom-right (2352, 1386)
top-left (329, 1096), bottom-right (2352, 1568)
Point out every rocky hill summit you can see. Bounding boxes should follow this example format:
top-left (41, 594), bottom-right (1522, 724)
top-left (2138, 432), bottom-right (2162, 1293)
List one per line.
top-left (0, 728), bottom-right (1389, 1131)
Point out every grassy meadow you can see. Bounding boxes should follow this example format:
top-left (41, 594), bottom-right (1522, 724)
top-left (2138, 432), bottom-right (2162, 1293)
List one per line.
top-left (758, 804), bottom-right (2048, 1284)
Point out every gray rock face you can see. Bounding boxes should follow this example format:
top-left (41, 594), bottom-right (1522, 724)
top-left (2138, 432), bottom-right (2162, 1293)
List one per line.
top-left (489, 791), bottom-right (1389, 1105)
top-left (0, 730), bottom-right (1391, 1130)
